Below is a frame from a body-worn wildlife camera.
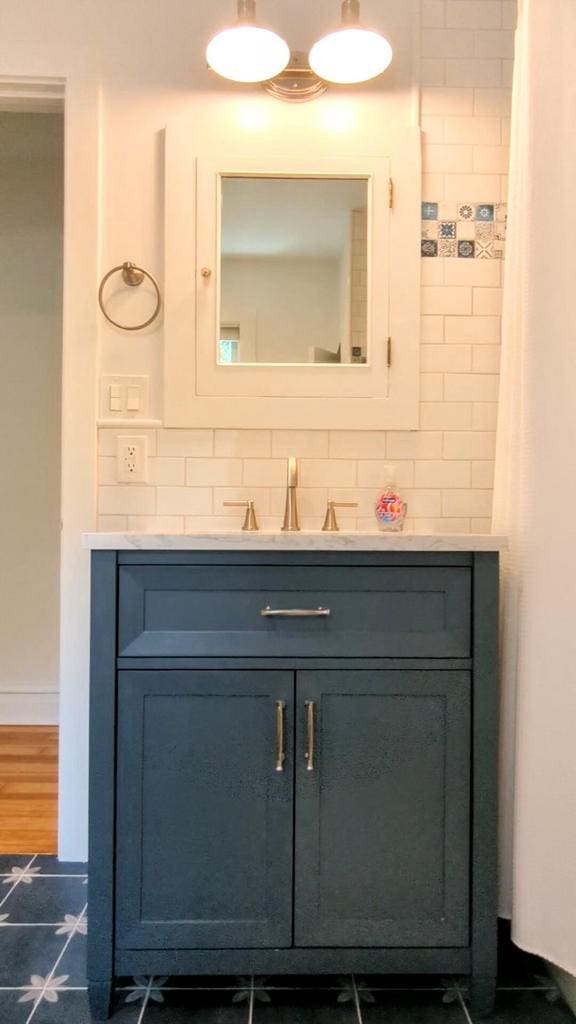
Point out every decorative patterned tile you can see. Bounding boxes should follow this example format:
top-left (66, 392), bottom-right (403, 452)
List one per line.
top-left (438, 239), bottom-right (457, 257)
top-left (475, 990), bottom-right (575, 1024)
top-left (0, 989), bottom-right (37, 1023)
top-left (4, 877), bottom-right (87, 923)
top-left (438, 202), bottom-right (458, 221)
top-left (33, 857), bottom-right (87, 877)
top-left (421, 221), bottom-right (437, 240)
top-left (495, 203), bottom-right (507, 223)
top-left (356, 989), bottom-right (467, 1023)
top-left (0, 856), bottom-right (38, 875)
top-left (457, 240), bottom-right (475, 259)
top-left (421, 202), bottom-right (439, 220)
top-left (475, 241), bottom-right (495, 259)
top-left (438, 222), bottom-right (456, 239)
top-left (458, 203), bottom-right (474, 221)
top-left (493, 240), bottom-right (506, 259)
top-left (475, 222), bottom-right (495, 240)
top-left (0, 928), bottom-right (68, 987)
top-left (476, 203), bottom-right (495, 222)
top-left (421, 240), bottom-right (438, 257)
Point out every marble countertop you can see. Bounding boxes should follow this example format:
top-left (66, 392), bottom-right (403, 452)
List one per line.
top-left (82, 531), bottom-right (507, 552)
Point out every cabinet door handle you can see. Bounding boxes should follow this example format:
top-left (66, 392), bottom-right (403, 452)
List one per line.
top-left (305, 700), bottom-right (315, 772)
top-left (275, 700), bottom-right (286, 772)
top-left (261, 606), bottom-right (331, 618)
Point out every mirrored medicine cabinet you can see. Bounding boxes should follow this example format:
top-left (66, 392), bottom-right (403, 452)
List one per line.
top-left (164, 127), bottom-right (421, 430)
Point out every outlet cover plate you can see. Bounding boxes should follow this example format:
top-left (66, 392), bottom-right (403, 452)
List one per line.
top-left (116, 435), bottom-right (148, 484)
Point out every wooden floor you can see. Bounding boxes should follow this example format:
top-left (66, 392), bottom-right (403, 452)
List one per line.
top-left (0, 726), bottom-right (58, 854)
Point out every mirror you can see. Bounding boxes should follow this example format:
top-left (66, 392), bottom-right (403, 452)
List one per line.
top-left (219, 176), bottom-right (369, 366)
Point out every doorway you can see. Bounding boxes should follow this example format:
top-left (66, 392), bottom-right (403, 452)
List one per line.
top-left (0, 108), bottom-right (64, 853)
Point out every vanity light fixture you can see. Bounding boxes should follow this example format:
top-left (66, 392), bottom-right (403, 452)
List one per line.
top-left (308, 0), bottom-right (393, 85)
top-left (206, 0), bottom-right (290, 84)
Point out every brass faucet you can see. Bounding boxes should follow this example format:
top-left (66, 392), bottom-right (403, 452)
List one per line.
top-left (281, 456), bottom-right (300, 531)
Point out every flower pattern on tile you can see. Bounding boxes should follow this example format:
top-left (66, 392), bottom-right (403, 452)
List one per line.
top-left (421, 221), bottom-right (437, 240)
top-left (421, 201), bottom-right (438, 220)
top-left (476, 204), bottom-right (494, 221)
top-left (458, 240), bottom-right (475, 258)
top-left (2, 865), bottom-right (41, 885)
top-left (438, 239), bottom-right (457, 257)
top-left (0, 913), bottom-right (9, 925)
top-left (475, 222), bottom-right (494, 240)
top-left (337, 977), bottom-right (376, 1005)
top-left (438, 221), bottom-right (456, 239)
top-left (124, 977), bottom-right (155, 1003)
top-left (19, 974), bottom-right (69, 1004)
top-left (458, 203), bottom-right (474, 220)
top-left (476, 241), bottom-right (495, 259)
top-left (421, 240), bottom-right (437, 257)
top-left (55, 913), bottom-right (87, 937)
top-left (233, 977), bottom-right (272, 1004)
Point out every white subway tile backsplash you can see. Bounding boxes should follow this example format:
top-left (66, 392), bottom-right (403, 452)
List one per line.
top-left (443, 173), bottom-right (501, 201)
top-left (422, 286), bottom-right (472, 315)
top-left (422, 0), bottom-right (446, 29)
top-left (403, 489), bottom-right (443, 517)
top-left (471, 461), bottom-right (495, 488)
top-left (329, 432), bottom-right (386, 459)
top-left (446, 59), bottom-right (502, 88)
top-left (99, 485), bottom-right (155, 516)
top-left (444, 116), bottom-right (500, 145)
top-left (243, 459), bottom-right (287, 487)
top-left (444, 373), bottom-right (499, 402)
top-left (269, 487), bottom-right (328, 517)
top-left (421, 87), bottom-right (474, 116)
top-left (127, 515), bottom-right (185, 533)
top-left (421, 344), bottom-right (472, 372)
top-left (99, 428), bottom-right (157, 457)
top-left (421, 114), bottom-right (445, 144)
top-left (156, 487), bottom-right (212, 515)
top-left (414, 517), bottom-right (471, 534)
top-left (186, 458), bottom-right (242, 486)
top-left (299, 460), bottom-right (356, 488)
top-left (474, 30), bottom-right (515, 60)
top-left (214, 488), bottom-right (271, 516)
top-left (442, 488), bottom-right (493, 516)
top-left (445, 260), bottom-right (501, 286)
top-left (422, 28), bottom-right (475, 59)
top-left (420, 402), bottom-right (474, 429)
top-left (387, 432), bottom-right (444, 460)
top-left (98, 457), bottom-right (117, 485)
top-left (421, 315), bottom-right (445, 343)
top-left (421, 59), bottom-right (447, 87)
top-left (445, 315), bottom-right (501, 344)
top-left (472, 403), bottom-right (499, 430)
top-left (98, 515), bottom-right (128, 531)
top-left (473, 145), bottom-right (510, 173)
top-left (157, 429), bottom-right (213, 457)
top-left (472, 345), bottom-right (501, 373)
top-left (473, 87), bottom-right (513, 117)
top-left (420, 372), bottom-right (444, 401)
top-left (443, 431), bottom-right (496, 460)
top-left (357, 461), bottom-right (414, 488)
top-left (424, 144), bottom-right (474, 173)
top-left (214, 429), bottom-right (271, 458)
top-left (415, 460), bottom-right (470, 488)
top-left (502, 2), bottom-right (518, 31)
top-left (446, 1), bottom-right (501, 30)
top-left (272, 430), bottom-right (329, 459)
top-left (471, 517), bottom-right (493, 534)
top-left (473, 287), bottom-right (503, 314)
top-left (149, 458), bottom-right (186, 486)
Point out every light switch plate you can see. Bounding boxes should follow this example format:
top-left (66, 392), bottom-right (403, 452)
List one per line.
top-left (99, 375), bottom-right (150, 419)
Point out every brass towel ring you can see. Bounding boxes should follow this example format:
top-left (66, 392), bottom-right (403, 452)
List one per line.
top-left (98, 261), bottom-right (162, 331)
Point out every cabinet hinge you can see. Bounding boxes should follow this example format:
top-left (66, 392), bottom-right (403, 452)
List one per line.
top-left (387, 337), bottom-right (392, 368)
top-left (388, 177), bottom-right (394, 209)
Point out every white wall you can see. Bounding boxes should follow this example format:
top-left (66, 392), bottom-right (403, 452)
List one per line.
top-left (0, 112), bottom-right (63, 725)
top-left (221, 256), bottom-right (341, 363)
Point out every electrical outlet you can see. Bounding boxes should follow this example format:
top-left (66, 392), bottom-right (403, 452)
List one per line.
top-left (116, 436), bottom-right (148, 483)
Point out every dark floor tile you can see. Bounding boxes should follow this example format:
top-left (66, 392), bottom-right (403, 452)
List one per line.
top-left (0, 855), bottom-right (38, 874)
top-left (263, 975), bottom-right (344, 990)
top-left (359, 990), bottom-right (468, 1023)
top-left (33, 856), bottom-right (88, 876)
top-left (469, 989), bottom-right (574, 1024)
top-left (249, 986), bottom-right (359, 1024)
top-left (31, 988), bottom-right (141, 1023)
top-left (0, 989), bottom-right (41, 1024)
top-left (0, 927), bottom-right (68, 986)
top-left (356, 974), bottom-right (449, 992)
top-left (52, 929), bottom-right (87, 987)
top-left (153, 974), bottom-right (244, 990)
top-left (143, 986), bottom-right (251, 1022)
top-left (3, 876), bottom-right (87, 922)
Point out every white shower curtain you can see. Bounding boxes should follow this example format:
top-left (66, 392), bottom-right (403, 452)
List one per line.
top-left (493, 0), bottom-right (576, 974)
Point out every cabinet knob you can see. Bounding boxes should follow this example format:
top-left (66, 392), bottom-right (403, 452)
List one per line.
top-left (200, 267), bottom-right (212, 278)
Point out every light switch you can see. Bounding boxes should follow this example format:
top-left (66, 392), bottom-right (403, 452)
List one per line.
top-left (126, 386), bottom-right (140, 412)
top-left (109, 385), bottom-right (122, 412)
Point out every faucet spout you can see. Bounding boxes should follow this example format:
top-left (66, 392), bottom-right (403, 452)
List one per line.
top-left (281, 456), bottom-right (300, 532)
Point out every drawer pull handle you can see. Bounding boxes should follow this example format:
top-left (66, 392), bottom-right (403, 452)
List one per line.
top-left (275, 701), bottom-right (286, 773)
top-left (261, 606), bottom-right (331, 618)
top-left (305, 700), bottom-right (315, 772)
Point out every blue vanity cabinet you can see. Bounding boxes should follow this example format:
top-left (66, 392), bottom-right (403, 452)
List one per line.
top-left (88, 550), bottom-right (499, 1022)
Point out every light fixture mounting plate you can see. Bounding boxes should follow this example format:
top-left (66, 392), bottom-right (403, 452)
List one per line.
top-left (262, 51), bottom-right (327, 102)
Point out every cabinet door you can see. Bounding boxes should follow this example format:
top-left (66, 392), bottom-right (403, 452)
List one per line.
top-left (294, 671), bottom-right (470, 948)
top-left (115, 670), bottom-right (293, 949)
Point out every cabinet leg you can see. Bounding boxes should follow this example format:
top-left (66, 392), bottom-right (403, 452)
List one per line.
top-left (469, 975), bottom-right (496, 1018)
top-left (88, 979), bottom-right (114, 1021)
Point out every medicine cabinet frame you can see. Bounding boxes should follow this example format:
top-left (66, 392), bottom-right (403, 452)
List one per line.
top-left (164, 123), bottom-right (421, 429)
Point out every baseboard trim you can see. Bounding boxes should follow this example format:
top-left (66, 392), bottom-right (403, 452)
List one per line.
top-left (0, 691), bottom-right (59, 725)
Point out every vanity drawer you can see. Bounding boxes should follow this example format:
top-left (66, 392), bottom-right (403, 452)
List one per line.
top-left (118, 564), bottom-right (471, 658)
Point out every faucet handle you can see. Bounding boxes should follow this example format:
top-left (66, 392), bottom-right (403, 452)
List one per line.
top-left (223, 499), bottom-right (259, 532)
top-left (322, 500), bottom-right (358, 533)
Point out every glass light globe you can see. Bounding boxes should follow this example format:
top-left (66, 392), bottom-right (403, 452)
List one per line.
top-left (206, 24), bottom-right (290, 83)
top-left (309, 26), bottom-right (392, 85)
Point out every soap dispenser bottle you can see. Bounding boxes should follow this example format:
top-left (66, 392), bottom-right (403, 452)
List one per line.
top-left (375, 472), bottom-right (407, 532)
